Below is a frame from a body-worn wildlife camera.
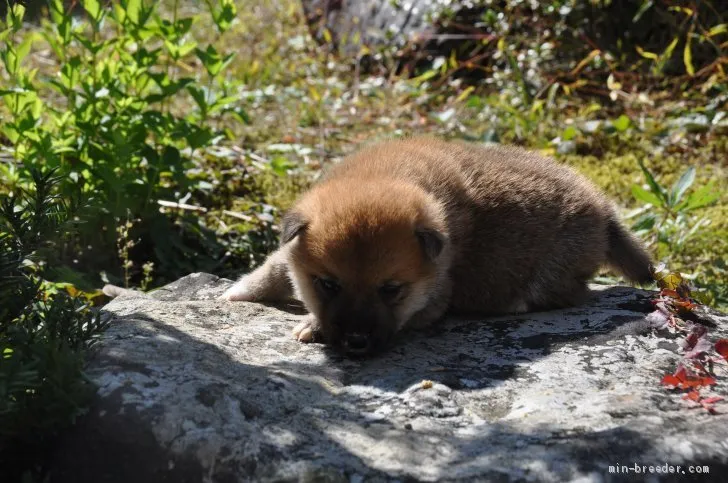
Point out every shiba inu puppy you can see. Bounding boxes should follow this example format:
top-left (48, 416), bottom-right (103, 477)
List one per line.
top-left (221, 137), bottom-right (653, 355)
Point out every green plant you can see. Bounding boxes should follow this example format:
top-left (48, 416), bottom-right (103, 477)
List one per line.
top-left (629, 160), bottom-right (719, 258)
top-left (0, 169), bottom-right (108, 480)
top-left (0, 0), bottom-right (243, 287)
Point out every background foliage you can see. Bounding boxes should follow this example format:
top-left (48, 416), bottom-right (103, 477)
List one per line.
top-left (0, 0), bottom-right (726, 478)
top-left (1, 169), bottom-right (107, 480)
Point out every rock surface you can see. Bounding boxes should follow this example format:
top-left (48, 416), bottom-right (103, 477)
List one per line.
top-left (301, 0), bottom-right (437, 54)
top-left (50, 273), bottom-right (728, 482)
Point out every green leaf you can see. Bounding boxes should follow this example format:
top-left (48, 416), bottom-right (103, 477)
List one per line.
top-left (270, 156), bottom-right (296, 176)
top-left (632, 0), bottom-right (653, 23)
top-left (2, 45), bottom-right (19, 75)
top-left (683, 35), bottom-right (695, 76)
top-left (657, 37), bottom-right (678, 73)
top-left (0, 32), bottom-right (39, 74)
top-left (185, 126), bottom-right (214, 150)
top-left (631, 212), bottom-right (657, 232)
top-left (6, 3), bottom-right (26, 30)
top-left (175, 18), bottom-right (195, 36)
top-left (145, 77), bottom-right (194, 103)
top-left (225, 106), bottom-right (251, 124)
top-left (137, 1), bottom-right (156, 28)
top-left (213, 0), bottom-right (237, 33)
top-left (631, 185), bottom-right (662, 206)
top-left (561, 126), bottom-right (577, 141)
top-left (161, 146), bottom-right (182, 169)
top-left (636, 158), bottom-right (667, 205)
top-left (15, 32), bottom-right (37, 67)
top-left (82, 0), bottom-right (102, 22)
top-left (195, 46), bottom-right (235, 77)
top-left (74, 33), bottom-right (105, 54)
top-left (708, 24), bottom-right (727, 37)
top-left (612, 115), bottom-right (631, 132)
top-left (187, 85), bottom-right (208, 116)
top-left (635, 46), bottom-right (658, 60)
top-left (465, 95), bottom-right (483, 109)
top-left (669, 166), bottom-right (695, 207)
top-left (677, 184), bottom-right (719, 212)
top-left (126, 0), bottom-right (142, 24)
top-left (49, 0), bottom-right (72, 44)
top-left (164, 39), bottom-right (197, 60)
top-left (112, 2), bottom-right (127, 23)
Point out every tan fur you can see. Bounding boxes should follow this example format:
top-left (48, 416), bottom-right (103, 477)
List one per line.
top-left (221, 136), bottom-right (653, 354)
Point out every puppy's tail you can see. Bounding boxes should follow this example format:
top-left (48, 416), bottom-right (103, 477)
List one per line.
top-left (606, 217), bottom-right (654, 284)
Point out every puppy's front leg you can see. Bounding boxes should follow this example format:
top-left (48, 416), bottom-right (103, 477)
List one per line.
top-left (404, 277), bottom-right (452, 330)
top-left (220, 246), bottom-right (293, 302)
top-left (292, 313), bottom-right (320, 343)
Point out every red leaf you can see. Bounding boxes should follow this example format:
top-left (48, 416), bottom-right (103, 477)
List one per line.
top-left (684, 376), bottom-right (716, 388)
top-left (661, 366), bottom-right (715, 389)
top-left (715, 339), bottom-right (728, 361)
top-left (701, 396), bottom-right (724, 404)
top-left (661, 374), bottom-right (681, 386)
top-left (697, 376), bottom-right (716, 387)
top-left (674, 299), bottom-right (697, 311)
top-left (683, 390), bottom-right (701, 401)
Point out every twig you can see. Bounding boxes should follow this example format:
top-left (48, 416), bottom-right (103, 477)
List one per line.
top-left (247, 152), bottom-right (270, 164)
top-left (157, 200), bottom-right (208, 212)
top-left (222, 210), bottom-right (254, 222)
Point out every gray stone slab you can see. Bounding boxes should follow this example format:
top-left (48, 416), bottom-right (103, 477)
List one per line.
top-left (50, 273), bottom-right (728, 482)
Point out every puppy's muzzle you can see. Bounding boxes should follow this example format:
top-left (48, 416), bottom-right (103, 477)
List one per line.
top-left (343, 332), bottom-right (370, 354)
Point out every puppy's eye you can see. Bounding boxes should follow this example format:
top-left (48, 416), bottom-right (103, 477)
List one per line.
top-left (313, 276), bottom-right (340, 296)
top-left (378, 281), bottom-right (404, 302)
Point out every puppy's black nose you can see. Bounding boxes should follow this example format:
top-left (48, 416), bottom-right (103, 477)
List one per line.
top-left (344, 333), bottom-right (370, 353)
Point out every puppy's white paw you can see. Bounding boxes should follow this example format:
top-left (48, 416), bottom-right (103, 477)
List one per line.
top-left (219, 279), bottom-right (255, 301)
top-left (292, 316), bottom-right (317, 343)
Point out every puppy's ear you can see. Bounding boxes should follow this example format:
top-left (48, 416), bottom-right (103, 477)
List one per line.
top-left (281, 210), bottom-right (308, 244)
top-left (415, 227), bottom-right (445, 261)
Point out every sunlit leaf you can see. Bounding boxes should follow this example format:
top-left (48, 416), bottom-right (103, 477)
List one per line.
top-left (708, 24), bottom-right (727, 37)
top-left (126, 0), bottom-right (142, 24)
top-left (455, 86), bottom-right (475, 104)
top-left (654, 270), bottom-right (683, 291)
top-left (195, 46), bottom-right (235, 77)
top-left (561, 126), bottom-right (578, 141)
top-left (632, 185), bottom-right (662, 206)
top-left (322, 28), bottom-right (332, 44)
top-left (668, 6), bottom-right (693, 16)
top-left (669, 167), bottom-right (695, 207)
top-left (6, 2), bottom-right (26, 30)
top-left (636, 158), bottom-right (667, 204)
top-left (612, 114), bottom-right (631, 132)
top-left (678, 184), bottom-right (719, 212)
top-left (210, 0), bottom-right (236, 33)
top-left (632, 0), bottom-right (653, 22)
top-left (658, 37), bottom-right (679, 72)
top-left (570, 49), bottom-right (600, 75)
top-left (82, 0), bottom-right (102, 22)
top-left (636, 46), bottom-right (658, 60)
top-left (683, 35), bottom-right (695, 76)
top-left (270, 156), bottom-right (296, 176)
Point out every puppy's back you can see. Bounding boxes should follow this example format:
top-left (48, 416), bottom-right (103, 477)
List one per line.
top-left (324, 136), bottom-right (651, 313)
